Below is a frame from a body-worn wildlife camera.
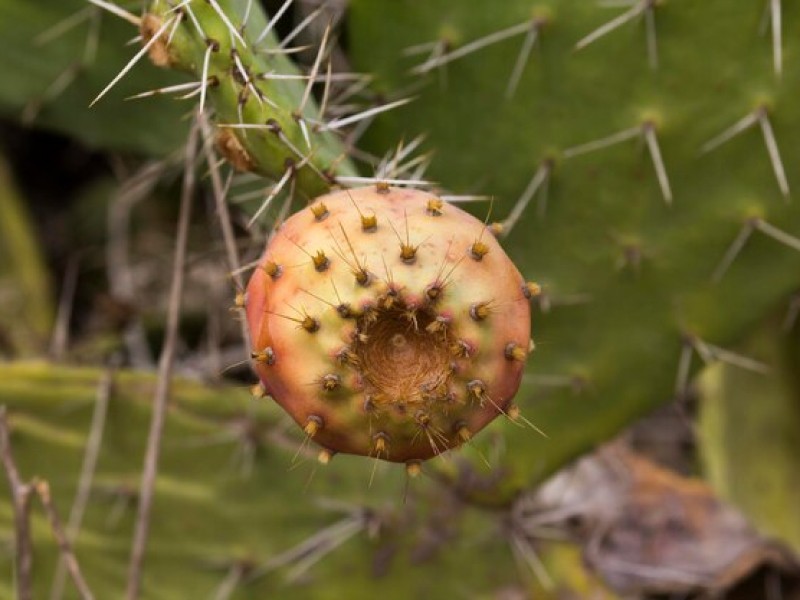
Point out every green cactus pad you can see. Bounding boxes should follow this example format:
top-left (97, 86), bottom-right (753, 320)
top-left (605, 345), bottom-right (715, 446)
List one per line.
top-left (347, 0), bottom-right (800, 486)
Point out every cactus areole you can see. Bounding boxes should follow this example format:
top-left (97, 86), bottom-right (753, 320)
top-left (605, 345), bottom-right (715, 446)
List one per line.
top-left (246, 187), bottom-right (532, 463)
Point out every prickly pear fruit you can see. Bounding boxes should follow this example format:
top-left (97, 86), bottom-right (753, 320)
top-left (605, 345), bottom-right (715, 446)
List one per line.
top-left (138, 0), bottom-right (356, 197)
top-left (245, 186), bottom-right (532, 464)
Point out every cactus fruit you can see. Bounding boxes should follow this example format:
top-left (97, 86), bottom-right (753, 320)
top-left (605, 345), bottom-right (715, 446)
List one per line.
top-left (246, 186), bottom-right (533, 464)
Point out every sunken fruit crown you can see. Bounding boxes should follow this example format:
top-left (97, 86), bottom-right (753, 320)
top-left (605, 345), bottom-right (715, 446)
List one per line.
top-left (245, 186), bottom-right (533, 464)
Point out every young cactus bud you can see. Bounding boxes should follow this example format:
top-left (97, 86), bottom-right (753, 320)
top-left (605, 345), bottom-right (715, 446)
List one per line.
top-left (140, 0), bottom-right (357, 198)
top-left (246, 187), bottom-right (532, 463)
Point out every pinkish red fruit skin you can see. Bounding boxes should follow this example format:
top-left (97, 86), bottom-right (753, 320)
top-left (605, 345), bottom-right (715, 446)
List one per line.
top-left (246, 186), bottom-right (531, 463)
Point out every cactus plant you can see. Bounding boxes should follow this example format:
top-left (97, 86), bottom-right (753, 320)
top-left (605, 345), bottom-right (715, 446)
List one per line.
top-left (89, 0), bottom-right (800, 487)
top-left (1, 0), bottom-right (800, 597)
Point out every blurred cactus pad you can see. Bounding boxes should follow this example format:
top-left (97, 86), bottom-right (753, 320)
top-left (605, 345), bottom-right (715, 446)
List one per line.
top-left (1, 0), bottom-right (800, 597)
top-left (0, 362), bottom-right (539, 598)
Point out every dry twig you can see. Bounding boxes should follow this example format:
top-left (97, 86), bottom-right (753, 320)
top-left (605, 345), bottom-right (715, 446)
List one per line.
top-left (126, 122), bottom-right (200, 600)
top-left (0, 407), bottom-right (34, 600)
